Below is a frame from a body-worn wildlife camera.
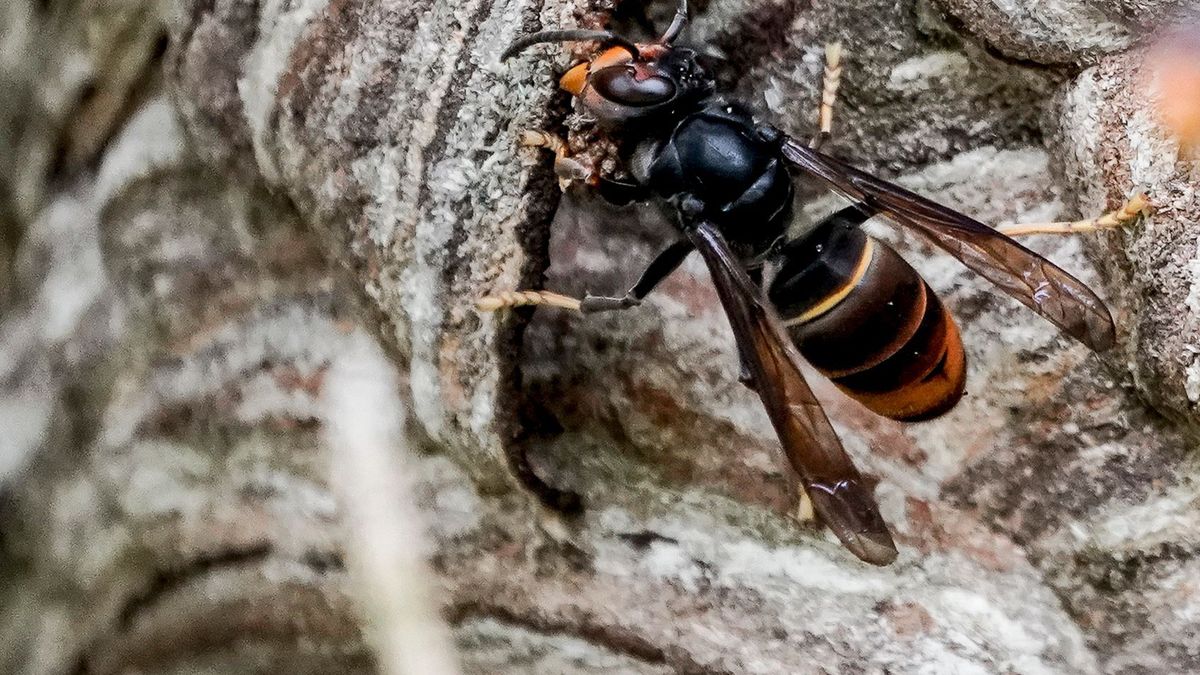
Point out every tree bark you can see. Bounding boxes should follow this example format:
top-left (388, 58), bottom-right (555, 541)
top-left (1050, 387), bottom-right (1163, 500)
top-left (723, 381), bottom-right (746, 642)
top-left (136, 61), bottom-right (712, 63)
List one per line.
top-left (3, 0), bottom-right (1199, 673)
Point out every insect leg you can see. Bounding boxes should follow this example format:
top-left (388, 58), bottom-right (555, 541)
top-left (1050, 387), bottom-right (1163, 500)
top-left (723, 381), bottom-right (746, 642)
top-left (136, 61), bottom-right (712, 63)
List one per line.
top-left (476, 290), bottom-right (582, 312)
top-left (476, 240), bottom-right (694, 314)
top-left (795, 490), bottom-right (816, 523)
top-left (579, 239), bottom-right (694, 312)
top-left (520, 130), bottom-right (592, 190)
top-left (810, 42), bottom-right (844, 150)
top-left (998, 192), bottom-right (1151, 237)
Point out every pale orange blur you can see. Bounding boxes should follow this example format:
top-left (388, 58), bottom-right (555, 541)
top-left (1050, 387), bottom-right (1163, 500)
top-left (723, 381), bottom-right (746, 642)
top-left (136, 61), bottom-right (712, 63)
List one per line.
top-left (1148, 28), bottom-right (1200, 146)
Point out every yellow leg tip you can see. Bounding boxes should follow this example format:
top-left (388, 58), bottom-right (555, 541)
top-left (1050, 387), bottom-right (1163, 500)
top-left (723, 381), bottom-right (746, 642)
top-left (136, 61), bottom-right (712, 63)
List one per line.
top-left (475, 296), bottom-right (506, 312)
top-left (794, 491), bottom-right (816, 524)
top-left (474, 290), bottom-right (583, 313)
top-left (519, 130), bottom-right (549, 148)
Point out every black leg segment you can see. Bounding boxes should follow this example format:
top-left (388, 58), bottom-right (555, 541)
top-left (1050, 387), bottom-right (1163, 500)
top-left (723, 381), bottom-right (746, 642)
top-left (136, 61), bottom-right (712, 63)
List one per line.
top-left (579, 239), bottom-right (694, 313)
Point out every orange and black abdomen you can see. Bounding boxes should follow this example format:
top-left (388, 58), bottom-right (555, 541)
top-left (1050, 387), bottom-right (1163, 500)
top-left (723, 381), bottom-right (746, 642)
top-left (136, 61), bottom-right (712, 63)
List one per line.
top-left (766, 208), bottom-right (966, 421)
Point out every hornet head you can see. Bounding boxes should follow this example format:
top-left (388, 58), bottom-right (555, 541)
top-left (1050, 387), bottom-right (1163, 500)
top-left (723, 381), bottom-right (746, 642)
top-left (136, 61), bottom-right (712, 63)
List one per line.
top-left (502, 1), bottom-right (713, 128)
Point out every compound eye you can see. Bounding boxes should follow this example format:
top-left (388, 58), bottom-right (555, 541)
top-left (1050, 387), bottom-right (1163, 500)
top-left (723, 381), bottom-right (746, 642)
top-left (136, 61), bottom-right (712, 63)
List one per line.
top-left (590, 65), bottom-right (676, 106)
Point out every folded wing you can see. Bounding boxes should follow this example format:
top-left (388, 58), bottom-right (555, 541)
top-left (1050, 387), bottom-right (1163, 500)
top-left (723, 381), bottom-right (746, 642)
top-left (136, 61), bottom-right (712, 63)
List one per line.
top-left (780, 139), bottom-right (1115, 352)
top-left (687, 220), bottom-right (898, 566)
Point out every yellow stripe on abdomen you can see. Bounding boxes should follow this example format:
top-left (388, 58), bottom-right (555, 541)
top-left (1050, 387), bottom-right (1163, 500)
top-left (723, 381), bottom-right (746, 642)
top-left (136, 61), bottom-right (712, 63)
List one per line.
top-left (783, 238), bottom-right (874, 327)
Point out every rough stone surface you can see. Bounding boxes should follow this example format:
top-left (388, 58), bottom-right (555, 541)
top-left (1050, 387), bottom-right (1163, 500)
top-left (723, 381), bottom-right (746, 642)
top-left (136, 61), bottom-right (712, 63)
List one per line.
top-left (931, 0), bottom-right (1196, 64)
top-left (1058, 48), bottom-right (1200, 429)
top-left (167, 0), bottom-right (591, 496)
top-left (3, 0), bottom-right (1200, 673)
top-left (694, 0), bottom-right (1061, 170)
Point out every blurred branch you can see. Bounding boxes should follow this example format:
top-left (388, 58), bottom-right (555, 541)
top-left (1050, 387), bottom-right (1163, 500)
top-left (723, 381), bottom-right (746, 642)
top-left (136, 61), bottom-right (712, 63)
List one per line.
top-left (324, 335), bottom-right (462, 675)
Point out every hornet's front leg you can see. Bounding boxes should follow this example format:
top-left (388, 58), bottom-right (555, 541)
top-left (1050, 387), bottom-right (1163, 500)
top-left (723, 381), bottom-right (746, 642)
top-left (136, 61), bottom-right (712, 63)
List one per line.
top-left (480, 127), bottom-right (677, 314)
top-left (520, 129), bottom-right (652, 205)
top-left (520, 130), bottom-right (592, 191)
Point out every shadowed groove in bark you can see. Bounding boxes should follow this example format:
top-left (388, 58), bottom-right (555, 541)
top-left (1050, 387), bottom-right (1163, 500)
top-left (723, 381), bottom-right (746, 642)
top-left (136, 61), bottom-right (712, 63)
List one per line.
top-left (115, 543), bottom-right (275, 629)
top-left (427, 0), bottom-right (502, 300)
top-left (448, 600), bottom-right (731, 675)
top-left (274, 0), bottom-right (366, 135)
top-left (47, 26), bottom-right (170, 185)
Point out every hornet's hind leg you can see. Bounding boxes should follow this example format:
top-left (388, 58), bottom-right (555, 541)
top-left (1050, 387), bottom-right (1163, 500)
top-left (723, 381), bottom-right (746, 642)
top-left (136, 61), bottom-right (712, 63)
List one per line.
top-left (998, 192), bottom-right (1151, 237)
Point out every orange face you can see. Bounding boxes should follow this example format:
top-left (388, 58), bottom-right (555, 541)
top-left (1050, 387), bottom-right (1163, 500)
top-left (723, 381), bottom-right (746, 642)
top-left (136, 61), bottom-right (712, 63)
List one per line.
top-left (558, 44), bottom-right (672, 96)
top-left (559, 46), bottom-right (635, 95)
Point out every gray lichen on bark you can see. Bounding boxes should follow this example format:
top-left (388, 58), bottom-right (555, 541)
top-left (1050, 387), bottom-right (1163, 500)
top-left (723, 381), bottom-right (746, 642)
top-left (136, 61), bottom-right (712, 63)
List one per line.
top-left (3, 0), bottom-right (1200, 672)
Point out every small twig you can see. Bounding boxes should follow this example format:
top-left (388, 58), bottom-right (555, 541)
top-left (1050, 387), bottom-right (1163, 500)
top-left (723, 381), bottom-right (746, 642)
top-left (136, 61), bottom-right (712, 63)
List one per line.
top-left (322, 333), bottom-right (462, 675)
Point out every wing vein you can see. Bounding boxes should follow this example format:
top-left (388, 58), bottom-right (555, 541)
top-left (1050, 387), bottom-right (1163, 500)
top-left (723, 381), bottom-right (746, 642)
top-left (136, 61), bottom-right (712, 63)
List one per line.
top-left (780, 139), bottom-right (1115, 351)
top-left (686, 220), bottom-right (898, 566)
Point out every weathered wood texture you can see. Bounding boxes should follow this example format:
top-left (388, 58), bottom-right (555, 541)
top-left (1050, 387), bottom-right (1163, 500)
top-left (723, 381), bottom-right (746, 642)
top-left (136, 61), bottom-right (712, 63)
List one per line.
top-left (2, 0), bottom-right (1200, 672)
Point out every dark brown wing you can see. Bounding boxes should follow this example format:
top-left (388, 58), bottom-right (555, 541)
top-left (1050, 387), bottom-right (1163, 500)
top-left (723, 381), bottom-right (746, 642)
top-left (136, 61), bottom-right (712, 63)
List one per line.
top-left (687, 220), bottom-right (898, 566)
top-left (781, 139), bottom-right (1116, 352)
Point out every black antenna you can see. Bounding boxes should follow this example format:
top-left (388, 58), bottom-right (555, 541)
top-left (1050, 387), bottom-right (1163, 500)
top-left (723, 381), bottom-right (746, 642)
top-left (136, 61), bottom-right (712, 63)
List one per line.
top-left (658, 0), bottom-right (689, 44)
top-left (501, 29), bottom-right (641, 61)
